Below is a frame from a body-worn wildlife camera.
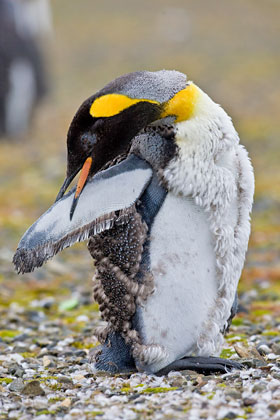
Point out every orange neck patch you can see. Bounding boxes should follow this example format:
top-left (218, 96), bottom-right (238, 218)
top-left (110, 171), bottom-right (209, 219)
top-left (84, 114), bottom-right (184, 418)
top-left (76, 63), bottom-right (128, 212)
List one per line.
top-left (161, 83), bottom-right (199, 122)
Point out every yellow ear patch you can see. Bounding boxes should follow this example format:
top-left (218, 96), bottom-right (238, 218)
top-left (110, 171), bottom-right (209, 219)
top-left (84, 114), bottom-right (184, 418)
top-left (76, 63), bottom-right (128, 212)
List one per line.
top-left (161, 83), bottom-right (200, 122)
top-left (89, 93), bottom-right (159, 118)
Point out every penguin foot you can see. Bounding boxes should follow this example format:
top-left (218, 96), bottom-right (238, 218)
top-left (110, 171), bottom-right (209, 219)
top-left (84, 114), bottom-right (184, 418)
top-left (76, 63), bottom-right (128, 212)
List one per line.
top-left (156, 356), bottom-right (244, 376)
top-left (89, 333), bottom-right (137, 374)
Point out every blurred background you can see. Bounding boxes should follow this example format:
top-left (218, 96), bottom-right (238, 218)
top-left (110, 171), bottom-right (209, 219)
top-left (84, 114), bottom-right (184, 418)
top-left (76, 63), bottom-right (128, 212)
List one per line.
top-left (0, 0), bottom-right (279, 341)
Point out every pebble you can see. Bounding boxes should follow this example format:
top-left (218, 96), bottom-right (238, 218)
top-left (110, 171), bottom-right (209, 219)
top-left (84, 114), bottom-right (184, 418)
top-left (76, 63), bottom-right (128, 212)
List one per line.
top-left (21, 380), bottom-right (45, 396)
top-left (257, 344), bottom-right (271, 355)
top-left (271, 343), bottom-right (280, 355)
top-left (252, 382), bottom-right (267, 393)
top-left (42, 355), bottom-right (56, 368)
top-left (225, 389), bottom-right (242, 399)
top-left (9, 379), bottom-right (25, 392)
top-left (243, 397), bottom-right (257, 406)
top-left (61, 398), bottom-right (72, 408)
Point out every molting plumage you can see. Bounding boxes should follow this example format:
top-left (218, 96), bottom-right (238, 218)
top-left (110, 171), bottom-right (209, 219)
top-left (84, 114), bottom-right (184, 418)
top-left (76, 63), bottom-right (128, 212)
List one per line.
top-left (13, 70), bottom-right (254, 375)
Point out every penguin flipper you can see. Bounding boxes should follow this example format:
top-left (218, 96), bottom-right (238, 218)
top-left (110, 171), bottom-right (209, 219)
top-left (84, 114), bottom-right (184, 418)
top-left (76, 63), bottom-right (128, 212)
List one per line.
top-left (225, 292), bottom-right (239, 333)
top-left (13, 154), bottom-right (152, 274)
top-left (156, 356), bottom-right (243, 376)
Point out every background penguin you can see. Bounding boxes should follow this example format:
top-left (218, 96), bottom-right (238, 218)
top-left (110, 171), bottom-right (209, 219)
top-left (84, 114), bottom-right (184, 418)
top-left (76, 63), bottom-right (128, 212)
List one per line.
top-left (13, 70), bottom-right (254, 375)
top-left (0, 0), bottom-right (51, 137)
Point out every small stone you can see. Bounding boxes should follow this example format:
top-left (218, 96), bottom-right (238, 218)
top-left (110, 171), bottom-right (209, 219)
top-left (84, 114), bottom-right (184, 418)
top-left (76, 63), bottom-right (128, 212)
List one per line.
top-left (243, 397), bottom-right (257, 406)
top-left (26, 310), bottom-right (45, 323)
top-left (60, 397), bottom-right (72, 408)
top-left (241, 359), bottom-right (267, 368)
top-left (12, 333), bottom-right (29, 342)
top-left (234, 344), bottom-right (250, 358)
top-left (13, 345), bottom-right (30, 354)
top-left (272, 372), bottom-right (280, 380)
top-left (73, 374), bottom-right (86, 382)
top-left (8, 363), bottom-right (20, 375)
top-left (267, 353), bottom-right (278, 360)
top-left (42, 355), bottom-right (56, 368)
top-left (251, 371), bottom-right (262, 379)
top-left (223, 411), bottom-right (237, 419)
top-left (21, 380), bottom-right (45, 396)
top-left (15, 368), bottom-right (24, 377)
top-left (169, 377), bottom-right (186, 387)
top-left (57, 376), bottom-right (74, 389)
top-left (252, 382), bottom-right (266, 393)
top-left (225, 389), bottom-right (241, 399)
top-left (74, 350), bottom-right (87, 357)
top-left (224, 373), bottom-right (240, 380)
top-left (37, 339), bottom-right (52, 348)
top-left (57, 376), bottom-right (73, 384)
top-left (257, 344), bottom-right (271, 356)
top-left (268, 404), bottom-right (279, 413)
top-left (271, 343), bottom-right (280, 355)
top-left (234, 344), bottom-right (263, 360)
top-left (9, 379), bottom-right (24, 393)
top-left (32, 399), bottom-right (48, 410)
top-left (76, 315), bottom-right (89, 323)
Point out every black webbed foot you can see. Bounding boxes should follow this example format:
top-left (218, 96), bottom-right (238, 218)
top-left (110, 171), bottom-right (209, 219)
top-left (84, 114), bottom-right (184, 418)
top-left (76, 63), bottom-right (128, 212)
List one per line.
top-left (89, 332), bottom-right (136, 374)
top-left (156, 356), bottom-right (244, 376)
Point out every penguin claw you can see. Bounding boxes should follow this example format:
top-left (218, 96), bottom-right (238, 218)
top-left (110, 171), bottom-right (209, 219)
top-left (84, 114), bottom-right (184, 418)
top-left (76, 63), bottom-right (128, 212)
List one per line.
top-left (156, 356), bottom-right (244, 376)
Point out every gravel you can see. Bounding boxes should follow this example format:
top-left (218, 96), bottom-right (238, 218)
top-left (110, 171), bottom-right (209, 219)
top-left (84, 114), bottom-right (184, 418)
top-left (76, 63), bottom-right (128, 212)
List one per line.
top-left (0, 287), bottom-right (279, 420)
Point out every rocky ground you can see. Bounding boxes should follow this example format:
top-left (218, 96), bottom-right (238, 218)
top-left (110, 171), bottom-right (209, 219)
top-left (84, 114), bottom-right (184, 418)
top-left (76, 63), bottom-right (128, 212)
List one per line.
top-left (0, 241), bottom-right (279, 419)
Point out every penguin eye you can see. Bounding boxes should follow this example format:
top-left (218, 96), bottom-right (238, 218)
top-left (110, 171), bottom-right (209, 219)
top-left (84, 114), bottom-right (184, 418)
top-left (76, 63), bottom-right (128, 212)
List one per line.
top-left (80, 132), bottom-right (97, 155)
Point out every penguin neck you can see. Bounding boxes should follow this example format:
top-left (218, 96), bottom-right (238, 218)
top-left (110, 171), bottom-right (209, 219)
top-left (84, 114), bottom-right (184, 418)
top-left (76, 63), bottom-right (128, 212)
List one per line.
top-left (162, 95), bottom-right (239, 197)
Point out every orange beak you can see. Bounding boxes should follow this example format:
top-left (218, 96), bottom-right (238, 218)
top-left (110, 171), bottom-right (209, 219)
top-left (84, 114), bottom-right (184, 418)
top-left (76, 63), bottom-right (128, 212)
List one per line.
top-left (70, 157), bottom-right (93, 220)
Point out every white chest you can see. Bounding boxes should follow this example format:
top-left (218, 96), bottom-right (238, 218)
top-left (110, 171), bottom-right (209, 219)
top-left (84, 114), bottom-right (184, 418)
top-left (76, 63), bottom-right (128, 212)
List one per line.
top-left (137, 193), bottom-right (218, 372)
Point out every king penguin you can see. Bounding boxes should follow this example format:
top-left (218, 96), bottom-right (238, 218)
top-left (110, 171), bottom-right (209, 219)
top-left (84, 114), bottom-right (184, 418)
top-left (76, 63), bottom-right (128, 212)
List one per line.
top-left (13, 70), bottom-right (254, 375)
top-left (0, 0), bottom-right (48, 137)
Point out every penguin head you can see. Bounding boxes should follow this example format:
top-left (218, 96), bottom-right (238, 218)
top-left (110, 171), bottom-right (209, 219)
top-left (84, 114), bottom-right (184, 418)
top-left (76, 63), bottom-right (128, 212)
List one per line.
top-left (56, 70), bottom-right (202, 217)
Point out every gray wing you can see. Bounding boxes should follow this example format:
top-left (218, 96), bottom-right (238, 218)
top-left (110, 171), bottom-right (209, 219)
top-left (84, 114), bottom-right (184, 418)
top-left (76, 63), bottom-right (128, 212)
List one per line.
top-left (13, 155), bottom-right (152, 274)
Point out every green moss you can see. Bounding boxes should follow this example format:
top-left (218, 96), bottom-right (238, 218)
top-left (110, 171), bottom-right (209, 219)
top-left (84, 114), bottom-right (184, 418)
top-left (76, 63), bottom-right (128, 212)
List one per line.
top-left (244, 407), bottom-right (254, 414)
top-left (48, 397), bottom-right (64, 402)
top-left (85, 411), bottom-right (104, 417)
top-left (48, 383), bottom-right (62, 391)
top-left (0, 330), bottom-right (20, 340)
top-left (226, 333), bottom-right (247, 339)
top-left (61, 303), bottom-right (99, 320)
top-left (40, 376), bottom-right (58, 381)
top-left (0, 378), bottom-right (13, 384)
top-left (120, 387), bottom-right (131, 393)
top-left (135, 384), bottom-right (144, 388)
top-left (262, 331), bottom-right (279, 336)
top-left (36, 410), bottom-right (55, 416)
top-left (20, 352), bottom-right (37, 358)
top-left (217, 383), bottom-right (226, 388)
top-left (220, 349), bottom-right (235, 358)
top-left (231, 318), bottom-right (244, 326)
top-left (140, 387), bottom-right (178, 394)
top-left (72, 341), bottom-right (95, 350)
top-left (252, 309), bottom-right (271, 317)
